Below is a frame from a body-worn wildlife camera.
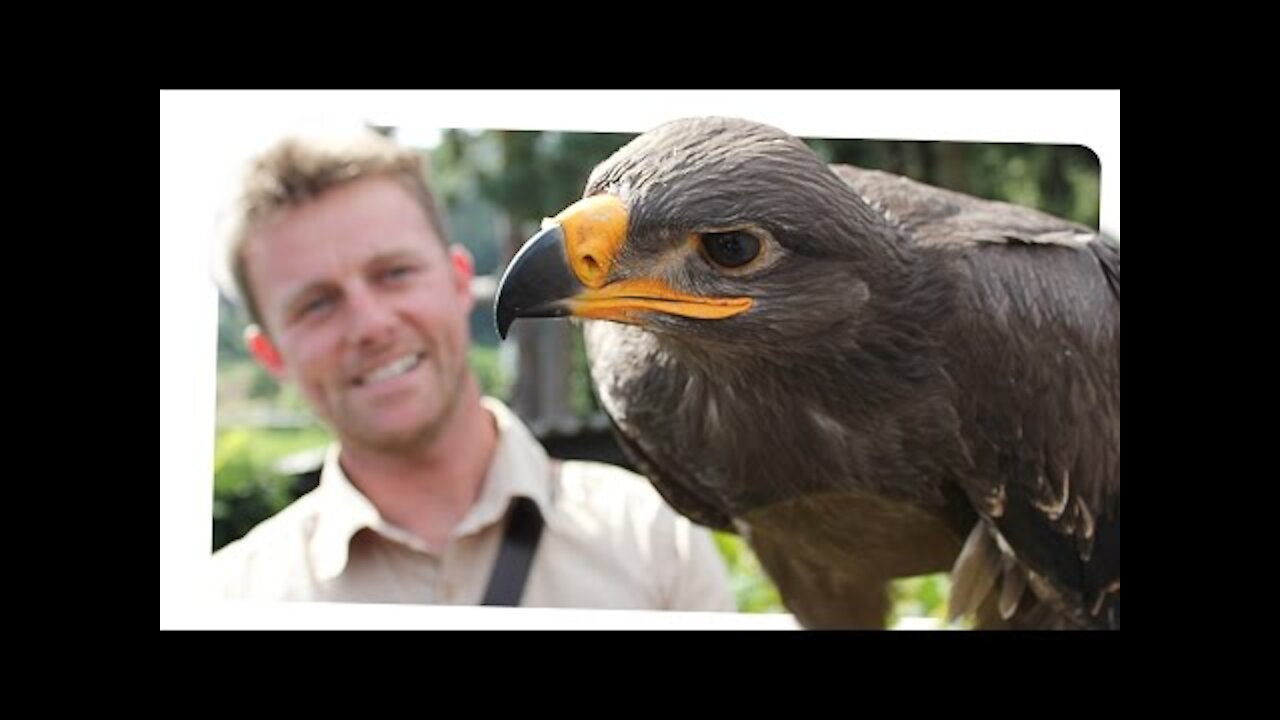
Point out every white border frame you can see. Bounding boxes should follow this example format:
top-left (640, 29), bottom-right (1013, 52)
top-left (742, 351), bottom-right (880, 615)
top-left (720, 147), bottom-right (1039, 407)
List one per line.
top-left (160, 90), bottom-right (1119, 629)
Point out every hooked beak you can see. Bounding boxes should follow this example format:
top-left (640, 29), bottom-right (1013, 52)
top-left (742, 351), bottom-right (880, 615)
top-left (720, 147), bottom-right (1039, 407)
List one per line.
top-left (494, 194), bottom-right (752, 339)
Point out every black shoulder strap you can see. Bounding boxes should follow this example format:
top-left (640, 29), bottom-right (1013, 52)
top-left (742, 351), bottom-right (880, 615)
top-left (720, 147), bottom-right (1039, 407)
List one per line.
top-left (480, 461), bottom-right (556, 606)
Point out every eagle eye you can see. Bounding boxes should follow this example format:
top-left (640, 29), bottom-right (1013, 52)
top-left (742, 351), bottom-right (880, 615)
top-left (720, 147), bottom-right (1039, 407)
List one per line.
top-left (701, 231), bottom-right (761, 269)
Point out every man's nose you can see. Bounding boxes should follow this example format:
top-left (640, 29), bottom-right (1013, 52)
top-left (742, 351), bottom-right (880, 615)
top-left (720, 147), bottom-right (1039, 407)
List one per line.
top-left (344, 285), bottom-right (396, 346)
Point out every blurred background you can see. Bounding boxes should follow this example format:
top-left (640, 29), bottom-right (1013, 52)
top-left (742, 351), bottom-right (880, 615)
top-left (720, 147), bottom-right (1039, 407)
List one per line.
top-left (212, 125), bottom-right (1100, 626)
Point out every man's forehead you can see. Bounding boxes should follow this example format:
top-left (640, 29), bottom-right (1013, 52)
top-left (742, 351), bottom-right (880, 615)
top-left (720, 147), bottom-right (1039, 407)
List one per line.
top-left (251, 231), bottom-right (438, 283)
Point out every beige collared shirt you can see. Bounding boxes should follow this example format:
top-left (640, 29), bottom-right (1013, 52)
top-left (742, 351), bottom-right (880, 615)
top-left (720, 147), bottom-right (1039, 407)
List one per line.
top-left (212, 397), bottom-right (736, 612)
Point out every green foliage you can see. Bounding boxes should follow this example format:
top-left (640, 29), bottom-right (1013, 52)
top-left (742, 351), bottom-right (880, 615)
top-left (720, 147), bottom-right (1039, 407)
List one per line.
top-left (216, 294), bottom-right (250, 366)
top-left (432, 129), bottom-right (638, 242)
top-left (247, 367), bottom-right (280, 400)
top-left (212, 424), bottom-right (330, 551)
top-left (468, 345), bottom-right (512, 400)
top-left (888, 573), bottom-right (955, 627)
top-left (808, 138), bottom-right (1100, 229)
top-left (713, 531), bottom-right (785, 614)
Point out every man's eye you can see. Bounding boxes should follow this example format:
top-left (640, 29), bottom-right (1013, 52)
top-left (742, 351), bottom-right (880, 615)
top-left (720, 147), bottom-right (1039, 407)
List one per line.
top-left (382, 265), bottom-right (415, 281)
top-left (300, 296), bottom-right (334, 317)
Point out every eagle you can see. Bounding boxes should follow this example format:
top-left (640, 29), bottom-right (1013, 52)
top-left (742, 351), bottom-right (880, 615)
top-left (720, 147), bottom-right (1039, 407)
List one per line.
top-left (494, 117), bottom-right (1119, 629)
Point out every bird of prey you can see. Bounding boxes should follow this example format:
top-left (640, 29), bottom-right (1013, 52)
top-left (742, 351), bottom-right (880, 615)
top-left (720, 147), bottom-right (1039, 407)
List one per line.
top-left (494, 117), bottom-right (1119, 629)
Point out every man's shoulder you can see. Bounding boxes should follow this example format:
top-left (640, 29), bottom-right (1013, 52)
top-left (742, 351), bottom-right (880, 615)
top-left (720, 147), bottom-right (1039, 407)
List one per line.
top-left (211, 490), bottom-right (323, 570)
top-left (551, 458), bottom-right (736, 611)
top-left (554, 458), bottom-right (701, 537)
top-left (558, 459), bottom-right (665, 508)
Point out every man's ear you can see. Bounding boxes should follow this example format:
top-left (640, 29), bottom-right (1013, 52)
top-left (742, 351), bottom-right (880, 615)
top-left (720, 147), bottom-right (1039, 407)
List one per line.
top-left (450, 244), bottom-right (475, 311)
top-left (244, 324), bottom-right (286, 379)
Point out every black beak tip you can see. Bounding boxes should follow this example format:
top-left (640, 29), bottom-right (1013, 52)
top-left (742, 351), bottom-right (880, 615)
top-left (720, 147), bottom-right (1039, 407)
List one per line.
top-left (495, 305), bottom-right (514, 341)
top-left (491, 223), bottom-right (580, 342)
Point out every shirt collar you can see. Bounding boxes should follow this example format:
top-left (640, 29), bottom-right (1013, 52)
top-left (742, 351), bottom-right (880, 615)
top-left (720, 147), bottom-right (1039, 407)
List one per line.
top-left (307, 398), bottom-right (563, 581)
top-left (308, 443), bottom-right (386, 581)
top-left (454, 397), bottom-right (561, 536)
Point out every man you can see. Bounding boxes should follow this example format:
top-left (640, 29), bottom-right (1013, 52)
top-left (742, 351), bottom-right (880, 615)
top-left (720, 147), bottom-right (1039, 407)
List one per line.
top-left (211, 127), bottom-right (735, 612)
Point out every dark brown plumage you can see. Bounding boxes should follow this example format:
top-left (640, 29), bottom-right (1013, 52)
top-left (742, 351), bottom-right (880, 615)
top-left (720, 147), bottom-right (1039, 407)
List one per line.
top-left (495, 117), bottom-right (1120, 629)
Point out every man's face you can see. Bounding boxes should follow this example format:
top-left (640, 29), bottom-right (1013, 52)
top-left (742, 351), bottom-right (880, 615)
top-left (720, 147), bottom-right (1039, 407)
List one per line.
top-left (245, 175), bottom-right (474, 452)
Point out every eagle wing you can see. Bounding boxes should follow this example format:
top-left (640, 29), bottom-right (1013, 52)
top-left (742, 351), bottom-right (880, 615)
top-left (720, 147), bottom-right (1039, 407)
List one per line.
top-left (834, 163), bottom-right (1121, 628)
